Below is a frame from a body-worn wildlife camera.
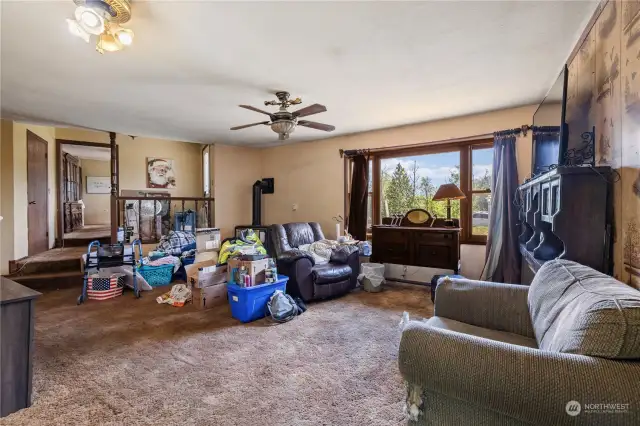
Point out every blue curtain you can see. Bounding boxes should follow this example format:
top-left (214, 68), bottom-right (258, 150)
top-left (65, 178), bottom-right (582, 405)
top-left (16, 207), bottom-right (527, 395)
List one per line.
top-left (481, 130), bottom-right (521, 283)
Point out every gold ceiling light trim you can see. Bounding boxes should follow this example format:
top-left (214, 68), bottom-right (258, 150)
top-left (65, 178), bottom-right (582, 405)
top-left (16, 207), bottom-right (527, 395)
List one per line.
top-left (73, 0), bottom-right (131, 24)
top-left (67, 0), bottom-right (134, 54)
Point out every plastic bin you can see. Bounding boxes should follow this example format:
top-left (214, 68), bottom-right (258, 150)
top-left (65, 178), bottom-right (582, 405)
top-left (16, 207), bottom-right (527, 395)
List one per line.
top-left (227, 275), bottom-right (289, 323)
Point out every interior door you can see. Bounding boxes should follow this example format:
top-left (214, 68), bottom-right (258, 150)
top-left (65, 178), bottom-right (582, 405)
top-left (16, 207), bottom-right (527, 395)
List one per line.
top-left (27, 131), bottom-right (49, 255)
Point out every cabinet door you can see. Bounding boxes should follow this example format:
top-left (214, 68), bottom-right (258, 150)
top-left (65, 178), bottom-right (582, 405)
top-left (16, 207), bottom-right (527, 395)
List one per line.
top-left (372, 228), bottom-right (409, 264)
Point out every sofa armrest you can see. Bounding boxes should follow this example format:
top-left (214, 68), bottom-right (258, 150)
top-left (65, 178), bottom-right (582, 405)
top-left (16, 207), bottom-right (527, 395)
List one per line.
top-left (330, 245), bottom-right (359, 264)
top-left (399, 321), bottom-right (640, 425)
top-left (435, 278), bottom-right (534, 338)
top-left (278, 249), bottom-right (315, 266)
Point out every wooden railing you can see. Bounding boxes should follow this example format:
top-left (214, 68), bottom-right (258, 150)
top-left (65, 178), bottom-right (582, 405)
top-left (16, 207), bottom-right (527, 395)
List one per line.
top-left (112, 196), bottom-right (215, 244)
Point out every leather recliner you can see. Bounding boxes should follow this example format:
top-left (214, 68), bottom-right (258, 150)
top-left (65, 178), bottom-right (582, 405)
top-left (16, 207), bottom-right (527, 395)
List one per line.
top-left (269, 222), bottom-right (359, 302)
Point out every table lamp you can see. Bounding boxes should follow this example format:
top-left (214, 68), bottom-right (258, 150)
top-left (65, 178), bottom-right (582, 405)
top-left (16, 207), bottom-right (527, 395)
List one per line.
top-left (432, 183), bottom-right (466, 227)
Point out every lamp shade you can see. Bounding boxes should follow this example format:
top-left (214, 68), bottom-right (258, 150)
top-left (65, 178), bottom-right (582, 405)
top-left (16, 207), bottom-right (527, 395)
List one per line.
top-left (432, 183), bottom-right (466, 201)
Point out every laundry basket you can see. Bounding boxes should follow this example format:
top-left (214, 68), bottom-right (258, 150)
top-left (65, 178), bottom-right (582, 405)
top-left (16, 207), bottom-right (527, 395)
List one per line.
top-left (361, 263), bottom-right (385, 293)
top-left (138, 264), bottom-right (174, 287)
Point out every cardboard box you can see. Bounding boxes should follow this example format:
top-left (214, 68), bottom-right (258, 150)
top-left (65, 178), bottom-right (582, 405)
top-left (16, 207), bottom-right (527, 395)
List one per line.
top-left (227, 258), bottom-right (270, 285)
top-left (196, 228), bottom-right (221, 253)
top-left (186, 261), bottom-right (227, 289)
top-left (192, 283), bottom-right (227, 309)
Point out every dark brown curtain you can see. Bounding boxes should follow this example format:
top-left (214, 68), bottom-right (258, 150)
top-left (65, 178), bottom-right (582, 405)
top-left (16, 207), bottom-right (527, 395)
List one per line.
top-left (347, 155), bottom-right (369, 241)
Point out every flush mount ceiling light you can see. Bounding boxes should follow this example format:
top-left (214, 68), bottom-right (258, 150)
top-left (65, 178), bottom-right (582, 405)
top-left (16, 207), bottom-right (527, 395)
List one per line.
top-left (66, 0), bottom-right (134, 54)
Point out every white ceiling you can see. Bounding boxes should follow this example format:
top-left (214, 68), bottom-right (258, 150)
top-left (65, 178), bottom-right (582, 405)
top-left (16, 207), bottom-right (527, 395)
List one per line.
top-left (1, 1), bottom-right (596, 147)
top-left (62, 144), bottom-right (111, 161)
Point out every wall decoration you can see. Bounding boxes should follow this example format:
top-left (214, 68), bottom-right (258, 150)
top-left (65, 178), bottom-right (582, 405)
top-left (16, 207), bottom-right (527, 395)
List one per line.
top-left (146, 158), bottom-right (176, 189)
top-left (86, 176), bottom-right (111, 194)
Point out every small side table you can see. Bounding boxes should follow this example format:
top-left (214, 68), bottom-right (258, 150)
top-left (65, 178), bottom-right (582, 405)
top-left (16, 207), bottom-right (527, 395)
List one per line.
top-left (1, 278), bottom-right (41, 417)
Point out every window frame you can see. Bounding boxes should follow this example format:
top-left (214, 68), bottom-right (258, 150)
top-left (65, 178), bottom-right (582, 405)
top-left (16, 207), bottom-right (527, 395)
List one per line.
top-left (344, 138), bottom-right (492, 244)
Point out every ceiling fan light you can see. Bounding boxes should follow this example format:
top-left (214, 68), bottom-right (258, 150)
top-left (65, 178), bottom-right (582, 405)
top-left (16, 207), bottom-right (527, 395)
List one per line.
top-left (96, 31), bottom-right (123, 53)
top-left (75, 6), bottom-right (104, 35)
top-left (114, 28), bottom-right (134, 46)
top-left (66, 18), bottom-right (91, 43)
top-left (270, 120), bottom-right (296, 135)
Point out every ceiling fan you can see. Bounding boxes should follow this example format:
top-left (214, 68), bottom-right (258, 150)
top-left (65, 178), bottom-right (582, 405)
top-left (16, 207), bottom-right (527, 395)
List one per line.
top-left (231, 91), bottom-right (335, 141)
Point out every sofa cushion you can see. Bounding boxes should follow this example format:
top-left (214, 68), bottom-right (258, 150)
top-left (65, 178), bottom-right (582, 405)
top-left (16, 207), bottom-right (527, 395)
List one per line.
top-left (426, 316), bottom-right (538, 348)
top-left (312, 263), bottom-right (352, 285)
top-left (528, 259), bottom-right (640, 359)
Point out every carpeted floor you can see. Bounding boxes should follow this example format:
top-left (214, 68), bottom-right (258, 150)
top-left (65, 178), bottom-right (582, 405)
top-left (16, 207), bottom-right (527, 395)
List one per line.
top-left (3, 283), bottom-right (433, 426)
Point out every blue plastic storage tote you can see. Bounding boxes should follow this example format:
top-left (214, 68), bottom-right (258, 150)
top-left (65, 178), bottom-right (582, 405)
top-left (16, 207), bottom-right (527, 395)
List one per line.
top-left (227, 275), bottom-right (289, 323)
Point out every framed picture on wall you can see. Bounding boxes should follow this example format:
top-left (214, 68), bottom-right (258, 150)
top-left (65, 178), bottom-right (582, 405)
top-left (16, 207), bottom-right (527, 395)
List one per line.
top-left (86, 176), bottom-right (111, 194)
top-left (147, 158), bottom-right (176, 189)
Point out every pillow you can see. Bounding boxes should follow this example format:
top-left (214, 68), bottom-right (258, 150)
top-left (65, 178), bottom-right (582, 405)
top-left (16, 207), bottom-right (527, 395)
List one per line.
top-left (528, 259), bottom-right (640, 359)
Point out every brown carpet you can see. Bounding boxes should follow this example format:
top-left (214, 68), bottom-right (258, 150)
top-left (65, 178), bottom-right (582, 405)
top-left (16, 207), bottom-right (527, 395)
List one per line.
top-left (3, 283), bottom-right (433, 426)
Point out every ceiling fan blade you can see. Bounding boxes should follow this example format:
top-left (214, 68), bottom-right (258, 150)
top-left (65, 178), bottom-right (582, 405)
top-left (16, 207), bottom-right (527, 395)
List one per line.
top-left (292, 103), bottom-right (327, 118)
top-left (297, 120), bottom-right (335, 132)
top-left (239, 105), bottom-right (274, 117)
top-left (230, 121), bottom-right (270, 130)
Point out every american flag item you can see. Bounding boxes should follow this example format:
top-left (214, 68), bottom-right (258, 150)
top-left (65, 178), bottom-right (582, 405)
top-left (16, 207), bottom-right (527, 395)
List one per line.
top-left (87, 274), bottom-right (125, 301)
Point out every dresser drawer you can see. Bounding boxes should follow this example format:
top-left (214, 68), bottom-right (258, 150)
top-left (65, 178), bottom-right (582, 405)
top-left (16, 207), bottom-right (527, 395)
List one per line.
top-left (414, 244), bottom-right (453, 269)
top-left (373, 228), bottom-right (409, 244)
top-left (414, 231), bottom-right (455, 244)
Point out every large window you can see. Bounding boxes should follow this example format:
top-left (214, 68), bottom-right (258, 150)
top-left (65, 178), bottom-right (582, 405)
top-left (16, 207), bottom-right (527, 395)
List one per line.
top-left (345, 139), bottom-right (493, 243)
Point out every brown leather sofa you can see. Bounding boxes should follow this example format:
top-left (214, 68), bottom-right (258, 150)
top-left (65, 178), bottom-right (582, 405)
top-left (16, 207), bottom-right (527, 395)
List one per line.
top-left (269, 222), bottom-right (359, 302)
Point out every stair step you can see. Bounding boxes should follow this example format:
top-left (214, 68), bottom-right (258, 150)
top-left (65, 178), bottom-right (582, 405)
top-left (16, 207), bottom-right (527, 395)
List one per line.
top-left (62, 237), bottom-right (110, 247)
top-left (12, 258), bottom-right (82, 276)
top-left (9, 271), bottom-right (84, 290)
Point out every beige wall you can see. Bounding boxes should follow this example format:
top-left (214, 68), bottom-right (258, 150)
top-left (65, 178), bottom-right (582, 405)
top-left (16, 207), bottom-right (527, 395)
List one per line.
top-left (80, 159), bottom-right (111, 224)
top-left (213, 144), bottom-right (262, 239)
top-left (533, 102), bottom-right (563, 126)
top-left (56, 128), bottom-right (204, 197)
top-left (1, 120), bottom-right (14, 274)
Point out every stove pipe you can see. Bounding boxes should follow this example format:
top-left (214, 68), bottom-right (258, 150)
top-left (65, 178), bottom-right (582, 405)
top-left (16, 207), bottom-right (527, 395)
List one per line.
top-left (252, 180), bottom-right (262, 226)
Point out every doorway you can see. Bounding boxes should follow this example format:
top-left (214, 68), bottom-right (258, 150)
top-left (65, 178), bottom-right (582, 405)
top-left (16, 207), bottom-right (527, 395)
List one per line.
top-left (27, 130), bottom-right (49, 255)
top-left (56, 140), bottom-right (115, 246)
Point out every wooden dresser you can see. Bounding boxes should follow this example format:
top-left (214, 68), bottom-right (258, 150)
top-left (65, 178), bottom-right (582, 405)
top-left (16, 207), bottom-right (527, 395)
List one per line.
top-left (0, 278), bottom-right (41, 417)
top-left (370, 210), bottom-right (461, 274)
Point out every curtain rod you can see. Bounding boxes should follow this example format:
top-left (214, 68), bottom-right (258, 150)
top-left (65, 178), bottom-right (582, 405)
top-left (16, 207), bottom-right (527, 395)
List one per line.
top-left (338, 124), bottom-right (533, 158)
